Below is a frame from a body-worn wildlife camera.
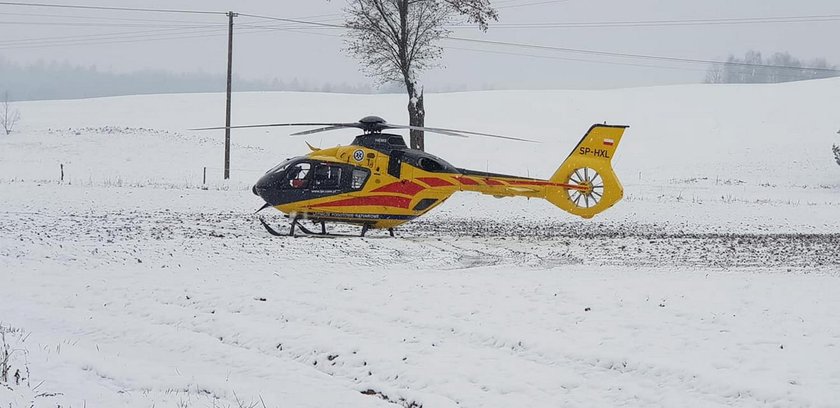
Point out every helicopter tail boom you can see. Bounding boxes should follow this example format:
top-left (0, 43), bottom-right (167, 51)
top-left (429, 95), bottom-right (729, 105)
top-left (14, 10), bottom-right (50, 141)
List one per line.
top-left (453, 124), bottom-right (627, 218)
top-left (545, 124), bottom-right (628, 219)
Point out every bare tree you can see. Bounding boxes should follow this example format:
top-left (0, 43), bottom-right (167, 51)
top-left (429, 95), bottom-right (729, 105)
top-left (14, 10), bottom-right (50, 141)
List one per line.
top-left (341, 0), bottom-right (497, 150)
top-left (834, 130), bottom-right (840, 167)
top-left (2, 92), bottom-right (21, 135)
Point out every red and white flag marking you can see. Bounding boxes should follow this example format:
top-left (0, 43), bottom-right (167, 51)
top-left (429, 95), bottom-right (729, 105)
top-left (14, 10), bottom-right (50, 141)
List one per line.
top-left (603, 138), bottom-right (615, 146)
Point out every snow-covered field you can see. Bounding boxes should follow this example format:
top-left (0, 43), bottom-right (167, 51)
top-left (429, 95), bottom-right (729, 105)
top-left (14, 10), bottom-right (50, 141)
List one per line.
top-left (1, 79), bottom-right (839, 407)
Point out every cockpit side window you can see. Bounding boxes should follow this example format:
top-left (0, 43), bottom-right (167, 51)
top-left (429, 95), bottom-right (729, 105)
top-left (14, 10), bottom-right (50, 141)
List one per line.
top-left (351, 168), bottom-right (369, 190)
top-left (267, 158), bottom-right (294, 174)
top-left (284, 162), bottom-right (311, 189)
top-left (313, 164), bottom-right (343, 189)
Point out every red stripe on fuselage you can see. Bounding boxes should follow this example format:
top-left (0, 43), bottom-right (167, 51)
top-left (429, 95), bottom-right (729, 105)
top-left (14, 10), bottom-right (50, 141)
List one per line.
top-left (456, 176), bottom-right (480, 186)
top-left (417, 177), bottom-right (455, 187)
top-left (311, 195), bottom-right (411, 209)
top-left (372, 180), bottom-right (425, 196)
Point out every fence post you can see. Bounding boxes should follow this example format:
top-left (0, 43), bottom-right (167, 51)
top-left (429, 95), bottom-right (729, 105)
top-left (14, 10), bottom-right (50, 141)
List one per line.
top-left (203, 166), bottom-right (207, 186)
top-left (60, 163), bottom-right (64, 183)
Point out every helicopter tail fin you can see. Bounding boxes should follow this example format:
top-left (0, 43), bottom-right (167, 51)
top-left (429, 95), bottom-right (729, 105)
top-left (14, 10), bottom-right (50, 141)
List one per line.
top-left (545, 124), bottom-right (628, 219)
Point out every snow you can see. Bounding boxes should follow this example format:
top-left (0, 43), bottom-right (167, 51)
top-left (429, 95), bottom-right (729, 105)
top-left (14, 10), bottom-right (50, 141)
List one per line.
top-left (1, 79), bottom-right (839, 407)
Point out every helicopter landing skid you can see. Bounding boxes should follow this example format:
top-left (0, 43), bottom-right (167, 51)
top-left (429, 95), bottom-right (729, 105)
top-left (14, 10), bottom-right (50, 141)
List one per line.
top-left (258, 216), bottom-right (394, 238)
top-left (257, 217), bottom-right (287, 237)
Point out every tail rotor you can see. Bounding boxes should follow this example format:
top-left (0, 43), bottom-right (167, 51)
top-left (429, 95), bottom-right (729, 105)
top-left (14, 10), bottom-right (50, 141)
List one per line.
top-left (545, 125), bottom-right (628, 219)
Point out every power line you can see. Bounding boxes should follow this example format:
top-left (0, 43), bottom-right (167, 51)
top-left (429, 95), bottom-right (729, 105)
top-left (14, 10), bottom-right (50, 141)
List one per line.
top-left (238, 12), bottom-right (346, 29)
top-left (0, 9), bottom-right (341, 26)
top-left (496, 0), bottom-right (573, 9)
top-left (3, 2), bottom-right (838, 76)
top-left (223, 22), bottom-right (838, 78)
top-left (226, 14), bottom-right (840, 31)
top-left (0, 20), bottom-right (224, 28)
top-left (210, 15), bottom-right (840, 75)
top-left (237, 22), bottom-right (341, 31)
top-left (0, 10), bottom-right (223, 24)
top-left (271, 12), bottom-right (343, 21)
top-left (0, 18), bottom-right (346, 50)
top-left (442, 45), bottom-right (832, 81)
top-left (0, 22), bottom-right (342, 50)
top-left (449, 14), bottom-right (840, 29)
top-left (237, 24), bottom-right (344, 38)
top-left (233, 10), bottom-right (840, 35)
top-left (0, 1), bottom-right (226, 15)
top-left (444, 45), bottom-right (710, 73)
top-left (5, 2), bottom-right (837, 30)
top-left (0, 27), bottom-right (231, 50)
top-left (0, 25), bottom-right (224, 46)
top-left (262, 5), bottom-right (837, 77)
top-left (446, 36), bottom-right (840, 73)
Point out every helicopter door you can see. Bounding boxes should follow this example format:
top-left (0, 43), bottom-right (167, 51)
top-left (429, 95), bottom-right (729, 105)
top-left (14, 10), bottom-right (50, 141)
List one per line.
top-left (388, 150), bottom-right (404, 178)
top-left (311, 163), bottom-right (344, 192)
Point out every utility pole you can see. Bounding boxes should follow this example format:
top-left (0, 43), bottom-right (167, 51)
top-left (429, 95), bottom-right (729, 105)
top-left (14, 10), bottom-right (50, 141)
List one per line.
top-left (224, 11), bottom-right (238, 180)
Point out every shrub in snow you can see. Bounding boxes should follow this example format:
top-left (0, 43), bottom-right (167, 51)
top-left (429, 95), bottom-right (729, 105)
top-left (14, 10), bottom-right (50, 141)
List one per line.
top-left (0, 324), bottom-right (24, 386)
top-left (1, 92), bottom-right (21, 135)
top-left (834, 145), bottom-right (840, 166)
top-left (1, 325), bottom-right (31, 405)
top-left (0, 324), bottom-right (60, 407)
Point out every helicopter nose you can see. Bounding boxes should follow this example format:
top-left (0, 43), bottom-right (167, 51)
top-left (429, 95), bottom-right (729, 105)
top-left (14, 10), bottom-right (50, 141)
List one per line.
top-left (253, 175), bottom-right (271, 197)
top-left (253, 172), bottom-right (284, 204)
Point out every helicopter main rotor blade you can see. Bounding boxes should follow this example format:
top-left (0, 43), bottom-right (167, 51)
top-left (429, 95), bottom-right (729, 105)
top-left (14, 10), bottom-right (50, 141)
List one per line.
top-left (189, 123), bottom-right (361, 131)
top-left (290, 125), bottom-right (355, 136)
top-left (384, 124), bottom-right (468, 138)
top-left (441, 128), bottom-right (538, 143)
top-left (385, 124), bottom-right (537, 143)
top-left (190, 118), bottom-right (537, 143)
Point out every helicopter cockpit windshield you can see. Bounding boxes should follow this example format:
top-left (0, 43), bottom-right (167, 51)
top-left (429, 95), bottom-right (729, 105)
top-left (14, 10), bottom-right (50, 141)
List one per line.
top-left (266, 158), bottom-right (294, 174)
top-left (284, 162), bottom-right (311, 189)
top-left (253, 157), bottom-right (372, 206)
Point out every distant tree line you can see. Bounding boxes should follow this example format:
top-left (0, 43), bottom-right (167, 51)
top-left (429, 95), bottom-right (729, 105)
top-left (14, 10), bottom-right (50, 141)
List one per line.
top-left (0, 57), bottom-right (385, 101)
top-left (704, 51), bottom-right (839, 84)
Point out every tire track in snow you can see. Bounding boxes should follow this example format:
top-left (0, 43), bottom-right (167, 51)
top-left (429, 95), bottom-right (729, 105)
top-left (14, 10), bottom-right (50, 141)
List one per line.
top-left (2, 208), bottom-right (837, 271)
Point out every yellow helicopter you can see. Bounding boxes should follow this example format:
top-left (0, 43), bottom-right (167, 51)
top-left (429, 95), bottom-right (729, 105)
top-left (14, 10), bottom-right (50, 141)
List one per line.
top-left (198, 116), bottom-right (627, 236)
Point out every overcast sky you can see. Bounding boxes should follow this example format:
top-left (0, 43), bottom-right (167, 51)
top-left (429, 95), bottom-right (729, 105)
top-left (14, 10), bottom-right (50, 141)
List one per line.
top-left (2, 0), bottom-right (839, 90)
